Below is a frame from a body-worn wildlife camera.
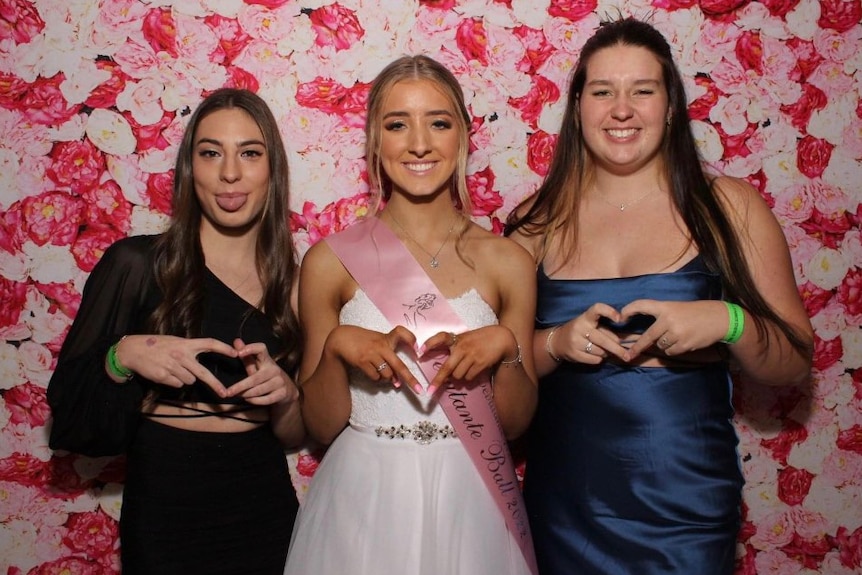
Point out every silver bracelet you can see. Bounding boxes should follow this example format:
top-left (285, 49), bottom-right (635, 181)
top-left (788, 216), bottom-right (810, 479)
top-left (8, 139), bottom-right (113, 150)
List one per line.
top-left (500, 343), bottom-right (522, 366)
top-left (545, 326), bottom-right (563, 363)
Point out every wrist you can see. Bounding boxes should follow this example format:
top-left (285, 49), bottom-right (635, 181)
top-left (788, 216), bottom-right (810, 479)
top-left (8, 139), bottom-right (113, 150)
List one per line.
top-left (106, 336), bottom-right (134, 382)
top-left (545, 326), bottom-right (563, 363)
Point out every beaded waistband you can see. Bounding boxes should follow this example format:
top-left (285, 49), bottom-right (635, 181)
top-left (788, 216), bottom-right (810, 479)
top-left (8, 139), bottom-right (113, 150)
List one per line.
top-left (350, 421), bottom-right (458, 444)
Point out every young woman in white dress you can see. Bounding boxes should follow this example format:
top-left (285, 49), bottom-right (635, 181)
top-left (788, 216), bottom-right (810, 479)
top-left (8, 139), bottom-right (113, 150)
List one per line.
top-left (284, 55), bottom-right (538, 575)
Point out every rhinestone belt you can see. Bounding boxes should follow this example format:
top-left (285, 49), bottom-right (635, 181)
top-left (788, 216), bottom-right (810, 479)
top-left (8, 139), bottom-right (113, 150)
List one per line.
top-left (373, 421), bottom-right (458, 445)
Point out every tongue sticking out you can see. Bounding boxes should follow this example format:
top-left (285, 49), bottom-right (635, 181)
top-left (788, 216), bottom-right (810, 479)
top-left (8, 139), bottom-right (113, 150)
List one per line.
top-left (216, 194), bottom-right (247, 212)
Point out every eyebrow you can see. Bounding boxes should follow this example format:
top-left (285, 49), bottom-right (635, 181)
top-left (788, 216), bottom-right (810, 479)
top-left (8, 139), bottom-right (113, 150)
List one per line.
top-left (586, 78), bottom-right (662, 87)
top-left (382, 109), bottom-right (455, 119)
top-left (195, 137), bottom-right (266, 147)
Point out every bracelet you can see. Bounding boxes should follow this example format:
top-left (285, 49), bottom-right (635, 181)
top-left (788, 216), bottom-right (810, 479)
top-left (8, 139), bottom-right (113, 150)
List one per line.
top-left (720, 302), bottom-right (745, 344)
top-left (106, 336), bottom-right (134, 381)
top-left (545, 326), bottom-right (562, 363)
top-left (500, 343), bottom-right (522, 366)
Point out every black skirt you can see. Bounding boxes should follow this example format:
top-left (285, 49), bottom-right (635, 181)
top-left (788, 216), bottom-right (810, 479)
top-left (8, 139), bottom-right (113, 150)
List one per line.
top-left (120, 418), bottom-right (299, 575)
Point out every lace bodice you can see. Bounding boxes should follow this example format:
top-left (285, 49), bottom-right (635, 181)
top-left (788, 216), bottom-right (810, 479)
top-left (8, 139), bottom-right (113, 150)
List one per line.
top-left (339, 288), bottom-right (498, 429)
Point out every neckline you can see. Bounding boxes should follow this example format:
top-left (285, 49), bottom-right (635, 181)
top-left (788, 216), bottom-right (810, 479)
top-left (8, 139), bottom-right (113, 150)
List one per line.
top-left (539, 254), bottom-right (706, 282)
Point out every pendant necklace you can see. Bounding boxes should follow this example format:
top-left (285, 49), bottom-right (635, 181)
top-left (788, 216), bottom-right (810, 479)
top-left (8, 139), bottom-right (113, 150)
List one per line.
top-left (599, 188), bottom-right (657, 211)
top-left (387, 211), bottom-right (456, 269)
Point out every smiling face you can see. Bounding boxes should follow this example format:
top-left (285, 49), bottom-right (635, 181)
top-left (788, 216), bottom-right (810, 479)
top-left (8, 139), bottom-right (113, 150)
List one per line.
top-left (377, 78), bottom-right (461, 201)
top-left (578, 43), bottom-right (670, 177)
top-left (192, 107), bottom-right (270, 235)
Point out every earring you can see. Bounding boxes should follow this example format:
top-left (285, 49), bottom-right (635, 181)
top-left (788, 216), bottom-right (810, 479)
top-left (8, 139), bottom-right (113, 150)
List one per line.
top-left (666, 116), bottom-right (672, 126)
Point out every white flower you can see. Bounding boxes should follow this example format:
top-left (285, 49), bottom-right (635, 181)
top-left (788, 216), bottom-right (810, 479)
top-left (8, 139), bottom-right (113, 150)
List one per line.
top-left (839, 328), bottom-right (862, 370)
top-left (805, 246), bottom-right (850, 291)
top-left (86, 108), bottom-right (136, 156)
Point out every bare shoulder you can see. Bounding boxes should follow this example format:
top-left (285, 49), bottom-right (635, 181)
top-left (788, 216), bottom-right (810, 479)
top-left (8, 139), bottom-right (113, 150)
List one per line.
top-left (299, 239), bottom-right (351, 294)
top-left (712, 175), bottom-right (770, 222)
top-left (466, 223), bottom-right (535, 274)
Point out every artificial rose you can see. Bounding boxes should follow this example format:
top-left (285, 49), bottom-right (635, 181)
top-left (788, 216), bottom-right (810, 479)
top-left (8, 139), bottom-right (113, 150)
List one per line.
top-left (836, 424), bottom-right (862, 455)
top-left (688, 74), bottom-right (722, 122)
top-left (455, 18), bottom-right (488, 65)
top-left (71, 226), bottom-right (125, 273)
top-left (146, 171), bottom-right (173, 216)
top-left (23, 556), bottom-right (112, 575)
top-left (82, 179), bottom-right (133, 232)
top-left (777, 466), bottom-right (815, 505)
top-left (0, 452), bottom-right (50, 486)
top-left (83, 61), bottom-right (129, 110)
top-left (799, 209), bottom-right (852, 249)
top-left (34, 281), bottom-right (80, 321)
top-left (759, 0), bottom-right (801, 17)
top-left (797, 135), bottom-right (835, 179)
top-left (419, 0), bottom-right (457, 8)
top-left (761, 419), bottom-right (809, 464)
top-left (0, 277), bottom-right (27, 328)
top-left (548, 0), bottom-right (598, 21)
top-left (5, 382), bottom-right (50, 427)
top-left (799, 281), bottom-right (834, 318)
top-left (295, 451), bottom-right (323, 477)
top-left (526, 130), bottom-right (556, 177)
top-left (735, 30), bottom-right (763, 75)
top-left (205, 14), bottom-right (252, 65)
top-left (21, 191), bottom-right (84, 247)
top-left (786, 37), bottom-right (825, 83)
top-left (18, 74), bottom-right (80, 126)
top-left (0, 0), bottom-right (45, 44)
top-left (508, 75), bottom-right (560, 128)
top-left (46, 140), bottom-right (105, 195)
top-left (295, 78), bottom-right (349, 115)
top-left (308, 4), bottom-right (364, 52)
top-left (467, 167), bottom-right (503, 216)
top-left (837, 268), bottom-right (862, 318)
top-left (224, 66), bottom-right (260, 92)
top-left (781, 83), bottom-right (828, 131)
top-left (142, 7), bottom-right (178, 57)
top-left (512, 25), bottom-right (554, 75)
top-left (125, 111), bottom-right (175, 153)
top-left (818, 0), bottom-right (862, 32)
top-left (62, 510), bottom-right (118, 557)
top-left (700, 0), bottom-right (750, 16)
top-left (782, 532), bottom-right (833, 569)
top-left (834, 525), bottom-right (862, 568)
top-left (813, 334), bottom-right (843, 371)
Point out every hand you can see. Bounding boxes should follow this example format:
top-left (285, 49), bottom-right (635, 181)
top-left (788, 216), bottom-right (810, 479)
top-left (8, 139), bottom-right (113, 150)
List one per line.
top-left (620, 299), bottom-right (728, 360)
top-left (421, 325), bottom-right (517, 393)
top-left (118, 334), bottom-right (236, 398)
top-left (549, 303), bottom-right (628, 365)
top-left (226, 339), bottom-right (300, 406)
top-left (326, 324), bottom-right (421, 393)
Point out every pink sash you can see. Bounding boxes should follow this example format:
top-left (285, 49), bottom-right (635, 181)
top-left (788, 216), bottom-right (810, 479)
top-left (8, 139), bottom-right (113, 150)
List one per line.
top-left (326, 217), bottom-right (537, 574)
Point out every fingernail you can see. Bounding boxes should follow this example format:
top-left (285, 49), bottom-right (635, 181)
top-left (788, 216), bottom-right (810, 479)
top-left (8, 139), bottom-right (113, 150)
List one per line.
top-left (426, 385), bottom-right (437, 396)
top-left (413, 383), bottom-right (423, 394)
top-left (392, 377), bottom-right (401, 389)
top-left (417, 345), bottom-right (426, 356)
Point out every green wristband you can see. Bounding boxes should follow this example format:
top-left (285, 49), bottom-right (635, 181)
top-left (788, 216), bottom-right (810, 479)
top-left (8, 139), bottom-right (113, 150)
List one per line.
top-left (106, 337), bottom-right (134, 380)
top-left (721, 302), bottom-right (745, 344)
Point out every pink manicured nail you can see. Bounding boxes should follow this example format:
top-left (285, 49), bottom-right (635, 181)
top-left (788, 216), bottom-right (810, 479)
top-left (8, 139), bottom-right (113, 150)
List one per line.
top-left (426, 385), bottom-right (437, 396)
top-left (413, 383), bottom-right (423, 394)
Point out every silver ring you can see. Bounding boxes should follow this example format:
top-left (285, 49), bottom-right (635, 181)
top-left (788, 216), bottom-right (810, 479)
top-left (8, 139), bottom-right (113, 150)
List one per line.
top-left (376, 361), bottom-right (389, 372)
top-left (659, 336), bottom-right (670, 349)
top-left (584, 341), bottom-right (593, 354)
top-left (450, 332), bottom-right (458, 347)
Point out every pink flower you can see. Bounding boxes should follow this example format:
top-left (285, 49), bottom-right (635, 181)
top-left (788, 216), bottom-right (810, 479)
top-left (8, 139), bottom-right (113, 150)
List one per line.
top-left (800, 281), bottom-right (834, 317)
top-left (82, 180), bottom-right (133, 232)
top-left (22, 191), bottom-right (85, 247)
top-left (146, 171), bottom-right (174, 216)
top-left (419, 0), bottom-right (457, 8)
top-left (761, 420), bottom-right (808, 465)
top-left (760, 0), bottom-right (802, 17)
top-left (0, 452), bottom-right (50, 486)
top-left (777, 466), bottom-right (815, 505)
top-left (34, 281), bottom-right (80, 323)
top-left (526, 130), bottom-right (556, 177)
top-left (782, 531), bottom-right (833, 569)
top-left (25, 556), bottom-right (113, 575)
top-left (46, 140), bottom-right (106, 195)
top-left (205, 14), bottom-right (252, 65)
top-left (0, 0), bottom-right (45, 44)
top-left (786, 37), bottom-right (825, 83)
top-left (688, 76), bottom-right (722, 121)
top-left (0, 277), bottom-right (27, 328)
top-left (456, 18), bottom-right (488, 65)
top-left (836, 424), bottom-right (862, 455)
top-left (308, 4), bottom-right (364, 52)
top-left (813, 334), bottom-right (843, 371)
top-left (818, 0), bottom-right (862, 32)
top-left (735, 30), bottom-right (763, 74)
top-left (296, 77), bottom-right (349, 115)
top-left (18, 74), bottom-right (80, 126)
top-left (834, 525), bottom-right (862, 568)
top-left (142, 7), bottom-right (178, 57)
top-left (223, 65), bottom-right (260, 92)
top-left (125, 111), bottom-right (175, 153)
top-left (512, 26), bottom-right (555, 75)
top-left (797, 135), bottom-right (835, 179)
top-left (295, 451), bottom-right (323, 477)
top-left (71, 226), bottom-right (125, 273)
top-left (467, 167), bottom-right (502, 216)
top-left (548, 0), bottom-right (598, 21)
top-left (700, 0), bottom-right (751, 16)
top-left (781, 83), bottom-right (828, 131)
top-left (5, 382), bottom-right (50, 427)
top-left (508, 75), bottom-right (560, 128)
top-left (837, 267), bottom-right (862, 317)
top-left (84, 60), bottom-right (130, 110)
top-left (62, 510), bottom-right (119, 557)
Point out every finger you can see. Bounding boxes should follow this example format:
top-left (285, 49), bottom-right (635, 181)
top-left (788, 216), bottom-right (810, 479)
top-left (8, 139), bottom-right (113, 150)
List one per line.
top-left (190, 365), bottom-right (229, 398)
top-left (419, 331), bottom-right (458, 355)
top-left (387, 326), bottom-right (417, 350)
top-left (194, 337), bottom-right (240, 358)
top-left (624, 329), bottom-right (662, 361)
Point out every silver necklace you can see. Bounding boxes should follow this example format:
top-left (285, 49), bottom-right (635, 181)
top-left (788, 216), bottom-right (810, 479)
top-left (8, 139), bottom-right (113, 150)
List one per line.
top-left (387, 211), bottom-right (456, 269)
top-left (598, 188), bottom-right (657, 211)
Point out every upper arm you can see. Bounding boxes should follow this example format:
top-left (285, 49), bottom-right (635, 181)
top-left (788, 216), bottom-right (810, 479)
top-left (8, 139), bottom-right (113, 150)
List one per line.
top-left (297, 241), bottom-right (351, 381)
top-left (715, 177), bottom-right (812, 335)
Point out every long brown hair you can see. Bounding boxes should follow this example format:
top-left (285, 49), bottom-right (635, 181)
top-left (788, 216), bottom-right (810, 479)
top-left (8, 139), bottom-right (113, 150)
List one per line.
top-left (149, 88), bottom-right (301, 369)
top-left (505, 17), bottom-right (809, 356)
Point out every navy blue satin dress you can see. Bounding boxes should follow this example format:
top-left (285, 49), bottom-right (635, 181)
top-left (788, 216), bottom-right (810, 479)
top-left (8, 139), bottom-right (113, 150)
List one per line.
top-left (524, 256), bottom-right (743, 575)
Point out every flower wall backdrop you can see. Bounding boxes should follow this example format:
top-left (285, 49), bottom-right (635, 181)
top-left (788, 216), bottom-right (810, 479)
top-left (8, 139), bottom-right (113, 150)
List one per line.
top-left (0, 0), bottom-right (859, 572)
